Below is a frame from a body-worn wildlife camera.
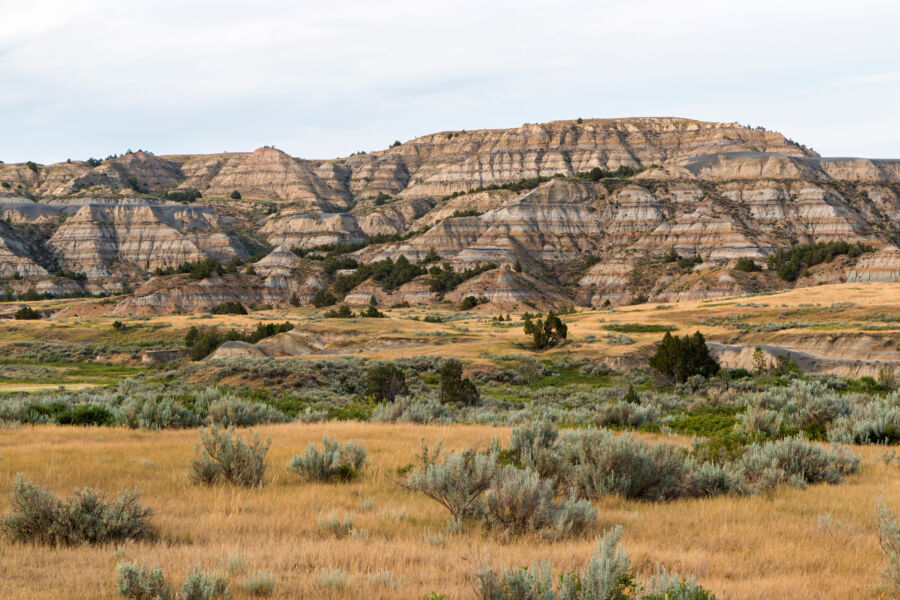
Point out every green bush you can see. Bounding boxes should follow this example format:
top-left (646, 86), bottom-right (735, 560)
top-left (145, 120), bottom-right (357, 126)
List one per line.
top-left (190, 426), bottom-right (270, 488)
top-left (439, 360), bottom-right (480, 406)
top-left (767, 241), bottom-right (874, 282)
top-left (155, 258), bottom-right (225, 280)
top-left (523, 311), bottom-right (567, 350)
top-left (365, 363), bottom-right (407, 402)
top-left (560, 429), bottom-right (693, 501)
top-left (117, 396), bottom-right (200, 430)
top-left (361, 305), bottom-right (385, 318)
top-left (404, 442), bottom-right (497, 522)
top-left (312, 289), bottom-right (337, 307)
top-left (4, 475), bottom-right (155, 546)
top-left (116, 562), bottom-right (173, 600)
top-left (474, 526), bottom-right (634, 600)
top-left (323, 305), bottom-right (354, 318)
top-left (179, 566), bottom-right (229, 600)
top-left (737, 435), bottom-right (860, 490)
top-left (475, 525), bottom-right (719, 600)
top-left (210, 301), bottom-right (247, 315)
top-left (287, 436), bottom-right (368, 482)
top-left (428, 262), bottom-right (496, 293)
top-left (56, 404), bottom-right (115, 426)
top-left (648, 331), bottom-right (720, 382)
top-left (230, 190), bottom-right (241, 199)
top-left (209, 396), bottom-right (286, 427)
top-left (482, 466), bottom-right (597, 537)
top-left (116, 563), bottom-right (229, 600)
top-left (14, 306), bottom-right (41, 320)
top-left (241, 570), bottom-right (276, 597)
top-left (459, 296), bottom-right (479, 310)
top-left (734, 257), bottom-right (762, 272)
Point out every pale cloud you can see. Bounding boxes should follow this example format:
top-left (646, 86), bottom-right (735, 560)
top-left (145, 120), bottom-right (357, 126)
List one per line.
top-left (837, 71), bottom-right (900, 87)
top-left (1, 0), bottom-right (899, 163)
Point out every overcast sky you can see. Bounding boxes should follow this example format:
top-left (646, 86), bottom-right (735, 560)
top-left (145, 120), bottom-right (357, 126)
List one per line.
top-left (2, 0), bottom-right (899, 164)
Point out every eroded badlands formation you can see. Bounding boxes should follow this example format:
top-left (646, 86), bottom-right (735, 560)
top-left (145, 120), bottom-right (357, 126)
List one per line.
top-left (1, 117), bottom-right (898, 312)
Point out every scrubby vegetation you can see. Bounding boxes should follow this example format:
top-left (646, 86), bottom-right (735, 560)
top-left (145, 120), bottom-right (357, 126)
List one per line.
top-left (13, 306), bottom-right (41, 320)
top-left (116, 562), bottom-right (229, 600)
top-left (404, 421), bottom-right (859, 530)
top-left (365, 363), bottom-right (407, 401)
top-left (153, 258), bottom-right (228, 280)
top-left (287, 437), bottom-right (368, 482)
top-left (767, 241), bottom-right (874, 282)
top-left (523, 311), bottom-right (568, 350)
top-left (475, 526), bottom-right (716, 600)
top-left (190, 426), bottom-right (270, 487)
top-left (649, 331), bottom-right (720, 382)
top-left (210, 301), bottom-right (247, 315)
top-left (734, 257), bottom-right (762, 272)
top-left (878, 503), bottom-right (900, 594)
top-left (575, 165), bottom-right (643, 181)
top-left (4, 475), bottom-right (155, 546)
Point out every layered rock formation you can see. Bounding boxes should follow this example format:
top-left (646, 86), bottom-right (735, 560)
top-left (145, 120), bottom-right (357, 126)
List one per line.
top-left (47, 201), bottom-right (247, 277)
top-left (2, 117), bottom-right (899, 311)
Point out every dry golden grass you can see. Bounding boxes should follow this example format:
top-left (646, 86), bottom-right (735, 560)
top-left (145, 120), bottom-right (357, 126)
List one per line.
top-left (3, 282), bottom-right (900, 365)
top-left (0, 423), bottom-right (896, 600)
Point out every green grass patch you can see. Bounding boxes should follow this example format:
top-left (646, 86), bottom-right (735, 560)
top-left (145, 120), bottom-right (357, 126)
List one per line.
top-left (668, 405), bottom-right (742, 438)
top-left (530, 366), bottom-right (613, 389)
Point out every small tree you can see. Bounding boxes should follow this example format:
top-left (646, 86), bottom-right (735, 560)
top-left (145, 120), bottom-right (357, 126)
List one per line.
top-left (623, 384), bottom-right (640, 404)
top-left (365, 363), bottom-right (407, 401)
top-left (439, 360), bottom-right (479, 406)
top-left (648, 331), bottom-right (719, 383)
top-left (523, 311), bottom-right (567, 350)
top-left (752, 346), bottom-right (768, 374)
top-left (230, 190), bottom-right (241, 199)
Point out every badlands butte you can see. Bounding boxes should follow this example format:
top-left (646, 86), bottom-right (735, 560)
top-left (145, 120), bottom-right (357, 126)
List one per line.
top-left (1, 116), bottom-right (899, 316)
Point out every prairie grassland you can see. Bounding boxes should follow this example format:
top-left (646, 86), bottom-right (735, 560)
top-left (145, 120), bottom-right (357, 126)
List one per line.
top-left (0, 422), bottom-right (896, 600)
top-left (3, 282), bottom-right (900, 366)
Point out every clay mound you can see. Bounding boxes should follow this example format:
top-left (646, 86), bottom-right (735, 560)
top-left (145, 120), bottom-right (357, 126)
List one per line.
top-left (179, 147), bottom-right (350, 210)
top-left (208, 340), bottom-right (268, 360)
top-left (446, 269), bottom-right (567, 310)
top-left (847, 245), bottom-right (900, 283)
top-left (111, 274), bottom-right (272, 315)
top-left (207, 330), bottom-right (348, 359)
top-left (260, 213), bottom-right (367, 249)
top-left (342, 278), bottom-right (434, 307)
top-left (255, 245), bottom-right (301, 277)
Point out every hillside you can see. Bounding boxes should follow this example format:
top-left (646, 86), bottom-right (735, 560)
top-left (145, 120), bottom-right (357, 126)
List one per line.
top-left (1, 117), bottom-right (899, 314)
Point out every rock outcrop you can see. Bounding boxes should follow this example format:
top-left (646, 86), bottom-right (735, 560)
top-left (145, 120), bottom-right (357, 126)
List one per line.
top-left (2, 117), bottom-right (899, 310)
top-left (48, 201), bottom-right (247, 277)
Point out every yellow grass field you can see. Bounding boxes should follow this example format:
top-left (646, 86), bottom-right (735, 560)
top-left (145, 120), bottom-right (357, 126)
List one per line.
top-left (3, 282), bottom-right (900, 367)
top-left (0, 422), bottom-right (896, 600)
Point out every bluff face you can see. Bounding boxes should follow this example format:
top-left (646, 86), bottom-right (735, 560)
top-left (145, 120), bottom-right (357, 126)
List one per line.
top-left (1, 117), bottom-right (898, 312)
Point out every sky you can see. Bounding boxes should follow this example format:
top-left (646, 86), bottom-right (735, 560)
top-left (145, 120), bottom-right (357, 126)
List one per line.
top-left (2, 0), bottom-right (900, 164)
